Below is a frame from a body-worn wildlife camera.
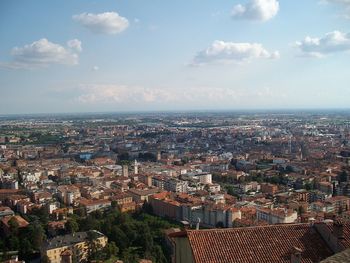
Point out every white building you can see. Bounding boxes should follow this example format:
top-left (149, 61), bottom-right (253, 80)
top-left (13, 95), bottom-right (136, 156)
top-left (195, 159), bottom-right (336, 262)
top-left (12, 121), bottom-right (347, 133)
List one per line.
top-left (256, 207), bottom-right (298, 224)
top-left (207, 183), bottom-right (221, 193)
top-left (164, 179), bottom-right (188, 193)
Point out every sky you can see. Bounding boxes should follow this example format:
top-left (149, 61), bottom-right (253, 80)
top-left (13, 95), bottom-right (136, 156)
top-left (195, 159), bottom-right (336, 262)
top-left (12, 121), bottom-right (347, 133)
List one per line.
top-left (1, 0), bottom-right (350, 114)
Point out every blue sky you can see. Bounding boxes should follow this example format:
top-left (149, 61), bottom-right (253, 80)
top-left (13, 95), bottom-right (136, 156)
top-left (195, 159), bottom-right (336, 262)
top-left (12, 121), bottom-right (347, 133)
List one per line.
top-left (1, 0), bottom-right (350, 114)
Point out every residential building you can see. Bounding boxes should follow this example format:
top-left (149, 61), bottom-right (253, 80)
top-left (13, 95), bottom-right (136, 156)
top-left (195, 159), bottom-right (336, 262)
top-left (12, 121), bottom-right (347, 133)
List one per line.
top-left (256, 207), bottom-right (298, 224)
top-left (41, 230), bottom-right (107, 263)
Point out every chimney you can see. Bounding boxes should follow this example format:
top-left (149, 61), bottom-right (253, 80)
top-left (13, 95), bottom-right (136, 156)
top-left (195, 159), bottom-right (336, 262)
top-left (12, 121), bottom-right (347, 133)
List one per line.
top-left (309, 218), bottom-right (316, 227)
top-left (290, 247), bottom-right (302, 263)
top-left (181, 220), bottom-right (190, 230)
top-left (333, 220), bottom-right (344, 240)
top-left (196, 217), bottom-right (201, 230)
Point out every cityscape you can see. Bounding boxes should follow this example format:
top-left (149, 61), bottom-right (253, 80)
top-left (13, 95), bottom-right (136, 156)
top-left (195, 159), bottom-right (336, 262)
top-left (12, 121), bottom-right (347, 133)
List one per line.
top-left (2, 0), bottom-right (350, 263)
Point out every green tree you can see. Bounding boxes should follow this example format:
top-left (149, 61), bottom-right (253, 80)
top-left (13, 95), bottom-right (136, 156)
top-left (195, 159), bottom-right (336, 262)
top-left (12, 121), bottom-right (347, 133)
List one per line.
top-left (86, 230), bottom-right (103, 260)
top-left (19, 238), bottom-right (33, 259)
top-left (105, 241), bottom-right (119, 258)
top-left (8, 217), bottom-right (19, 235)
top-left (7, 235), bottom-right (19, 251)
top-left (152, 245), bottom-right (167, 263)
top-left (66, 218), bottom-right (79, 234)
top-left (41, 255), bottom-right (50, 263)
top-left (122, 247), bottom-right (140, 263)
top-left (305, 182), bottom-right (313, 191)
top-left (110, 226), bottom-right (128, 249)
top-left (28, 222), bottom-right (46, 249)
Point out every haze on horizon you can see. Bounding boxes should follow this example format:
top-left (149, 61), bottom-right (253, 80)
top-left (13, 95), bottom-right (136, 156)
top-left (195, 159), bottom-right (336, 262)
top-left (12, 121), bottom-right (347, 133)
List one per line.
top-left (1, 0), bottom-right (350, 114)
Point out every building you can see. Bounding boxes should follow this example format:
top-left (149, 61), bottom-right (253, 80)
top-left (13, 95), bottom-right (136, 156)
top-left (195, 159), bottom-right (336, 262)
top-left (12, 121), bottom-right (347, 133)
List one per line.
top-left (138, 174), bottom-right (153, 187)
top-left (207, 183), bottom-right (221, 193)
top-left (325, 196), bottom-right (350, 214)
top-left (195, 173), bottom-right (212, 185)
top-left (57, 185), bottom-right (81, 206)
top-left (169, 221), bottom-right (350, 263)
top-left (41, 230), bottom-right (107, 263)
top-left (1, 215), bottom-right (29, 236)
top-left (164, 179), bottom-right (188, 193)
top-left (0, 206), bottom-right (14, 219)
top-left (260, 183), bottom-right (278, 195)
top-left (256, 207), bottom-right (298, 224)
top-left (152, 176), bottom-right (166, 190)
top-left (122, 165), bottom-right (128, 177)
top-left (127, 188), bottom-right (160, 203)
top-left (78, 198), bottom-right (111, 214)
top-left (181, 204), bottom-right (239, 228)
top-left (149, 192), bottom-right (181, 220)
top-left (318, 182), bottom-right (333, 195)
top-left (110, 192), bottom-right (136, 212)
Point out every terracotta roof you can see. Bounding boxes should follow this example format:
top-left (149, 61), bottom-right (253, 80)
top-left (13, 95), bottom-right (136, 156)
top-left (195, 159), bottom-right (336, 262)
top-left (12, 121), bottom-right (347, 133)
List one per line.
top-left (324, 221), bottom-right (350, 249)
top-left (187, 224), bottom-right (333, 263)
top-left (1, 215), bottom-right (29, 228)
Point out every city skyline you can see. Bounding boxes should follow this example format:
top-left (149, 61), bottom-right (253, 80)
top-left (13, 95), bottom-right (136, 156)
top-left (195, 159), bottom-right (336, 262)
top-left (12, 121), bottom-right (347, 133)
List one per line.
top-left (1, 0), bottom-right (350, 114)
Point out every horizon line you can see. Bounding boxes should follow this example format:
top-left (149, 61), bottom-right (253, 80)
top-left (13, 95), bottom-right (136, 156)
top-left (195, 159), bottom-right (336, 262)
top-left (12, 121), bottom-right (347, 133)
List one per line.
top-left (1, 107), bottom-right (350, 117)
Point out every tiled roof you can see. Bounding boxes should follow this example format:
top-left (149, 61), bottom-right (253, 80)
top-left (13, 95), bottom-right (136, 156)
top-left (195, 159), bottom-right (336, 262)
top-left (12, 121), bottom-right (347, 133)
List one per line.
top-left (44, 230), bottom-right (105, 250)
top-left (187, 224), bottom-right (333, 263)
top-left (1, 215), bottom-right (29, 228)
top-left (324, 222), bottom-right (350, 249)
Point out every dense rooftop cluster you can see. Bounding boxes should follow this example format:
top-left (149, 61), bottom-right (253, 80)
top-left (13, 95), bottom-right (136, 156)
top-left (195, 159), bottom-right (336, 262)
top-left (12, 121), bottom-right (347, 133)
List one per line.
top-left (1, 111), bottom-right (350, 262)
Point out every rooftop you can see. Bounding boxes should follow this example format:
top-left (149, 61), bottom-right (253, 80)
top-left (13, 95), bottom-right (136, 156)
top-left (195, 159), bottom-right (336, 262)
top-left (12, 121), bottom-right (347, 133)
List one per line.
top-left (186, 223), bottom-right (335, 263)
top-left (43, 230), bottom-right (105, 250)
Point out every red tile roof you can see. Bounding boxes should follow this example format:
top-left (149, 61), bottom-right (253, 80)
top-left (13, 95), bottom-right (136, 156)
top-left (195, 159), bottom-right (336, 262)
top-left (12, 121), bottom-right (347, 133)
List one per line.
top-left (323, 221), bottom-right (350, 249)
top-left (1, 215), bottom-right (29, 228)
top-left (187, 223), bottom-right (333, 263)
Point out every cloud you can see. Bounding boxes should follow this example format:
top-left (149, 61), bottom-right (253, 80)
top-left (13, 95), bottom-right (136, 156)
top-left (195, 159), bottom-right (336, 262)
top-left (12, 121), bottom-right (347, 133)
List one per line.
top-left (191, 40), bottom-right (279, 66)
top-left (73, 12), bottom-right (129, 34)
top-left (67, 39), bottom-right (82, 52)
top-left (231, 0), bottom-right (279, 21)
top-left (76, 84), bottom-right (175, 104)
top-left (92, 66), bottom-right (99, 71)
top-left (1, 38), bottom-right (82, 69)
top-left (295, 31), bottom-right (350, 57)
top-left (73, 84), bottom-right (285, 109)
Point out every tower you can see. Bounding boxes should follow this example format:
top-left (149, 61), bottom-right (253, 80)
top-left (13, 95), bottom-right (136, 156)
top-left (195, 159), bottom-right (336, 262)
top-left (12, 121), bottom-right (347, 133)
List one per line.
top-left (122, 165), bottom-right (128, 177)
top-left (134, 159), bottom-right (139, 175)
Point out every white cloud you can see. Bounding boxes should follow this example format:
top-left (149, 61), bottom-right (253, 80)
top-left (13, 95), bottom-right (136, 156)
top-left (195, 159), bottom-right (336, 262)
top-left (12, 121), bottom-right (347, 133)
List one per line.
top-left (74, 84), bottom-right (285, 109)
top-left (295, 31), bottom-right (350, 57)
top-left (231, 0), bottom-right (279, 21)
top-left (67, 39), bottom-right (82, 52)
top-left (92, 66), bottom-right (99, 71)
top-left (191, 40), bottom-right (279, 66)
top-left (1, 38), bottom-right (82, 69)
top-left (73, 12), bottom-right (129, 34)
top-left (76, 84), bottom-right (174, 104)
